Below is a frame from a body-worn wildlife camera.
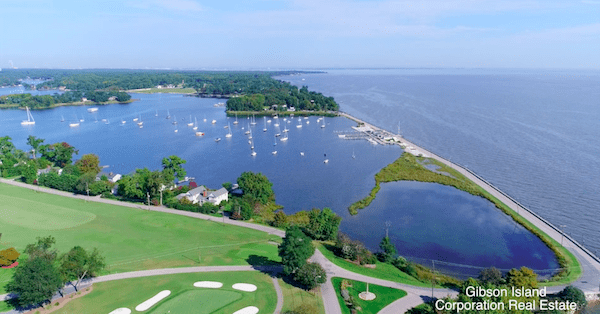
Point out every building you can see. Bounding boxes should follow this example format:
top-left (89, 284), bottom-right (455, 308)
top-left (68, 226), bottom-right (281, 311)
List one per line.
top-left (37, 166), bottom-right (63, 176)
top-left (95, 171), bottom-right (122, 183)
top-left (176, 186), bottom-right (229, 205)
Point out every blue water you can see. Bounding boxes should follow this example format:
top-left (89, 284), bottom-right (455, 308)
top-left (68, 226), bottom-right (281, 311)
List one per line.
top-left (279, 68), bottom-right (600, 258)
top-left (0, 75), bottom-right (567, 274)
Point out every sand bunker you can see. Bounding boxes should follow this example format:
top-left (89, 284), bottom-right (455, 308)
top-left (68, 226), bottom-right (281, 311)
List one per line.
top-left (232, 306), bottom-right (260, 314)
top-left (193, 281), bottom-right (223, 288)
top-left (108, 308), bottom-right (131, 314)
top-left (232, 283), bottom-right (257, 292)
top-left (135, 290), bottom-right (171, 311)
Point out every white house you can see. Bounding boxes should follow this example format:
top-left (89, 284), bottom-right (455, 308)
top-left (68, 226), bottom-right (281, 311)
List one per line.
top-left (96, 171), bottom-right (122, 183)
top-left (176, 186), bottom-right (228, 205)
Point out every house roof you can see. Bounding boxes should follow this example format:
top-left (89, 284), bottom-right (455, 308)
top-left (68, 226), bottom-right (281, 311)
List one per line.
top-left (188, 185), bottom-right (207, 196)
top-left (209, 187), bottom-right (228, 198)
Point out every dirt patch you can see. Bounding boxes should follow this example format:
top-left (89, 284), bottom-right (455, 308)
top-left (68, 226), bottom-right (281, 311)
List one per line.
top-left (23, 285), bottom-right (94, 314)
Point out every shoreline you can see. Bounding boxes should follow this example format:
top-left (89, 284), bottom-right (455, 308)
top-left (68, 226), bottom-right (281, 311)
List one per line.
top-left (0, 99), bottom-right (136, 110)
top-left (337, 111), bottom-right (599, 292)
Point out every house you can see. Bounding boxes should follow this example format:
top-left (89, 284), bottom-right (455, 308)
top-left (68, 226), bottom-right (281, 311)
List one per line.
top-left (37, 166), bottom-right (62, 176)
top-left (108, 96), bottom-right (117, 101)
top-left (176, 186), bottom-right (229, 205)
top-left (96, 171), bottom-right (122, 183)
top-left (205, 187), bottom-right (229, 205)
top-left (176, 185), bottom-right (207, 204)
top-left (288, 107), bottom-right (296, 112)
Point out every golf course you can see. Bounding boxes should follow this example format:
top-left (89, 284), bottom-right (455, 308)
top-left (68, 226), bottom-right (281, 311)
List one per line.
top-left (0, 183), bottom-right (281, 295)
top-left (55, 271), bottom-right (277, 314)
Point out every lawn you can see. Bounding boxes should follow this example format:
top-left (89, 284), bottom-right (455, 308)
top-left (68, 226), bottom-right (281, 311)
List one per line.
top-left (51, 271), bottom-right (276, 314)
top-left (316, 243), bottom-right (432, 288)
top-left (0, 183), bottom-right (281, 294)
top-left (279, 278), bottom-right (325, 314)
top-left (331, 277), bottom-right (407, 314)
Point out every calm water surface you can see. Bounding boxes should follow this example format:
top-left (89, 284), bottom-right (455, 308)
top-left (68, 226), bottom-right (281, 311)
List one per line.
top-left (0, 84), bottom-right (561, 275)
top-left (280, 68), bottom-right (600, 258)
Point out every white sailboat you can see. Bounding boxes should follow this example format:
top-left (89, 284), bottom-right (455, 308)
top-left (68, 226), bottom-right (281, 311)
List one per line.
top-left (203, 114), bottom-right (207, 122)
top-left (21, 106), bottom-right (35, 125)
top-left (69, 115), bottom-right (80, 127)
top-left (352, 149), bottom-right (356, 159)
top-left (121, 119), bottom-right (126, 124)
top-left (248, 127), bottom-right (253, 140)
top-left (244, 123), bottom-right (251, 135)
top-left (282, 124), bottom-right (288, 133)
top-left (233, 114), bottom-right (239, 125)
top-left (250, 114), bottom-right (257, 125)
top-left (187, 115), bottom-right (193, 127)
top-left (172, 115), bottom-right (178, 125)
top-left (137, 114), bottom-right (143, 126)
top-left (61, 115), bottom-right (65, 122)
top-left (225, 123), bottom-right (232, 138)
top-left (263, 116), bottom-right (267, 132)
top-left (296, 118), bottom-right (302, 128)
top-left (193, 117), bottom-right (198, 130)
top-left (273, 135), bottom-right (277, 146)
top-left (166, 109), bottom-right (171, 119)
top-left (250, 138), bottom-right (257, 156)
top-left (323, 152), bottom-right (329, 163)
top-left (155, 110), bottom-right (158, 117)
top-left (211, 119), bottom-right (216, 124)
top-left (321, 116), bottom-right (326, 128)
top-left (79, 115), bottom-right (85, 122)
top-left (280, 130), bottom-right (288, 142)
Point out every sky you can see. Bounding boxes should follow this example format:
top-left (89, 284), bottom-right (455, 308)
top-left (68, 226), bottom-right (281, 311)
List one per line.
top-left (0, 0), bottom-right (599, 69)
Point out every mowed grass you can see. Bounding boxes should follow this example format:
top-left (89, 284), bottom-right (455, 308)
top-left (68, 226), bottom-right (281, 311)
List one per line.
top-left (279, 278), bottom-right (325, 314)
top-left (331, 277), bottom-right (407, 314)
top-left (0, 184), bottom-right (280, 294)
top-left (52, 271), bottom-right (276, 314)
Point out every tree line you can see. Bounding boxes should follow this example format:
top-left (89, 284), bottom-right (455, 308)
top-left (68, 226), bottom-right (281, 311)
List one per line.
top-left (0, 90), bottom-right (131, 109)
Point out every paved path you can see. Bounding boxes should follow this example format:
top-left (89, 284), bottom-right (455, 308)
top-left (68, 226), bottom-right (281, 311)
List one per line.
top-left (310, 249), bottom-right (457, 314)
top-left (272, 277), bottom-right (284, 314)
top-left (337, 112), bottom-right (600, 294)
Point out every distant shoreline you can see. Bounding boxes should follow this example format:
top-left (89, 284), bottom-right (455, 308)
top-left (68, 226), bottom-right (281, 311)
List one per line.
top-left (0, 99), bottom-right (137, 110)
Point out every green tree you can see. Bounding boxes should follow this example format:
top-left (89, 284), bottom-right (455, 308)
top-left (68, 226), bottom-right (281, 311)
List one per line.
top-left (237, 171), bottom-right (274, 205)
top-left (39, 142), bottom-right (78, 167)
top-left (26, 135), bottom-right (44, 159)
top-left (19, 161), bottom-right (38, 184)
top-left (74, 154), bottom-right (101, 175)
top-left (161, 155), bottom-right (187, 182)
top-left (378, 236), bottom-right (397, 263)
top-left (24, 236), bottom-right (58, 262)
top-left (59, 246), bottom-right (105, 291)
top-left (279, 226), bottom-right (314, 275)
top-left (557, 285), bottom-right (586, 310)
top-left (6, 256), bottom-right (63, 308)
top-left (505, 267), bottom-right (538, 289)
top-left (478, 267), bottom-right (503, 285)
top-left (304, 208), bottom-right (341, 241)
top-left (294, 262), bottom-right (326, 290)
top-left (117, 175), bottom-right (143, 199)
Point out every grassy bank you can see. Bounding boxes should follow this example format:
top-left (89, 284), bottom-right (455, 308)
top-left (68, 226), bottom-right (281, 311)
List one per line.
top-left (279, 278), bottom-right (325, 314)
top-left (226, 110), bottom-right (337, 117)
top-left (0, 183), bottom-right (281, 294)
top-left (348, 153), bottom-right (581, 284)
top-left (127, 87), bottom-right (196, 94)
top-left (332, 277), bottom-right (407, 314)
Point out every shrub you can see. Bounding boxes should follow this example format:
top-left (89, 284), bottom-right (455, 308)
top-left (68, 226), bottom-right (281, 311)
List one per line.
top-left (294, 262), bottom-right (326, 290)
top-left (0, 247), bottom-right (20, 266)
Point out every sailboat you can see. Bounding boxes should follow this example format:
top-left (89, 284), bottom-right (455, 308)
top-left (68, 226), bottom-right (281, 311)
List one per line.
top-left (250, 114), bottom-right (257, 125)
top-left (233, 114), bottom-right (239, 125)
top-left (250, 139), bottom-right (257, 156)
top-left (296, 118), bottom-right (302, 128)
top-left (187, 115), bottom-right (193, 127)
top-left (282, 124), bottom-right (288, 133)
top-left (323, 152), bottom-right (329, 164)
top-left (193, 117), bottom-right (198, 130)
top-left (105, 119), bottom-right (110, 125)
top-left (121, 119), bottom-right (126, 124)
top-left (352, 149), bottom-right (356, 159)
top-left (321, 116), bottom-right (326, 128)
top-left (61, 115), bottom-right (65, 122)
top-left (203, 114), bottom-right (207, 122)
top-left (273, 135), bottom-right (277, 146)
top-left (172, 115), bottom-right (178, 125)
top-left (137, 114), bottom-right (143, 126)
top-left (155, 110), bottom-right (158, 117)
top-left (166, 109), bottom-right (171, 119)
top-left (248, 127), bottom-right (253, 140)
top-left (263, 116), bottom-right (267, 132)
top-left (280, 130), bottom-right (288, 142)
top-left (21, 107), bottom-right (35, 125)
top-left (244, 123), bottom-right (251, 135)
top-left (211, 119), bottom-right (216, 124)
top-left (69, 115), bottom-right (80, 127)
top-left (225, 123), bottom-right (232, 138)
top-left (79, 115), bottom-right (85, 122)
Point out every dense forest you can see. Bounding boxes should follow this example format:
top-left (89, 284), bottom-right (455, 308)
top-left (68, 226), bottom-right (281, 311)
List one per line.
top-left (0, 91), bottom-right (131, 109)
top-left (0, 69), bottom-right (338, 111)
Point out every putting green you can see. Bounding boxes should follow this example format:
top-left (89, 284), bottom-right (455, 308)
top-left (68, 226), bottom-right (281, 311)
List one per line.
top-left (150, 290), bottom-right (242, 313)
top-left (0, 195), bottom-right (96, 230)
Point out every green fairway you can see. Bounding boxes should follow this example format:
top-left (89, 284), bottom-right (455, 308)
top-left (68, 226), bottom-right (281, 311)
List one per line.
top-left (0, 184), bottom-right (280, 294)
top-left (331, 277), bottom-right (407, 314)
top-left (0, 194), bottom-right (96, 230)
top-left (152, 290), bottom-right (242, 313)
top-left (54, 271), bottom-right (276, 314)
